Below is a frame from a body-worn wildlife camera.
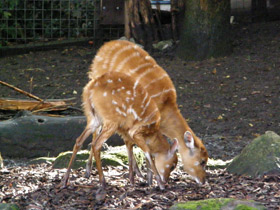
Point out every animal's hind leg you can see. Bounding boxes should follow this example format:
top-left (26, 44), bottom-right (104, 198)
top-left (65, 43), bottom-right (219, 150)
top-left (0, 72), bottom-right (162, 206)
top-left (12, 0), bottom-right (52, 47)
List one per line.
top-left (61, 126), bottom-right (93, 188)
top-left (85, 128), bottom-right (100, 178)
top-left (92, 122), bottom-right (118, 188)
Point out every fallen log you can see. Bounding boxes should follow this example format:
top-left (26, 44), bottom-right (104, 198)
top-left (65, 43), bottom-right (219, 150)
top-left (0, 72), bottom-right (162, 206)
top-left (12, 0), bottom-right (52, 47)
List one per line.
top-left (0, 111), bottom-right (123, 158)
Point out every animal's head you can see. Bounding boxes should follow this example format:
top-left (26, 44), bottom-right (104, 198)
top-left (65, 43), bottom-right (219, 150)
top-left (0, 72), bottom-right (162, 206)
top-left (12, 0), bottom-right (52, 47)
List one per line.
top-left (154, 138), bottom-right (178, 183)
top-left (180, 131), bottom-right (208, 184)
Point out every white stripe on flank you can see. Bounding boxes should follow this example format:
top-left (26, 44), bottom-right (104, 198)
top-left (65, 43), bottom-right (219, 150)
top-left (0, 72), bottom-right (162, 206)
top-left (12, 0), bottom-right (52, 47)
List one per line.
top-left (144, 74), bottom-right (168, 89)
top-left (127, 106), bottom-right (141, 121)
top-left (129, 63), bottom-right (152, 74)
top-left (143, 108), bottom-right (158, 123)
top-left (95, 55), bottom-right (104, 62)
top-left (103, 92), bottom-right (107, 97)
top-left (102, 43), bottom-right (121, 69)
top-left (116, 107), bottom-right (127, 117)
top-left (141, 92), bottom-right (149, 108)
top-left (133, 80), bottom-right (139, 97)
top-left (122, 104), bottom-right (127, 110)
top-left (150, 88), bottom-right (176, 98)
top-left (112, 100), bottom-right (118, 105)
top-left (140, 97), bottom-right (151, 116)
top-left (109, 45), bottom-right (132, 71)
top-left (115, 52), bottom-right (139, 72)
top-left (145, 55), bottom-right (151, 60)
top-left (133, 67), bottom-right (156, 97)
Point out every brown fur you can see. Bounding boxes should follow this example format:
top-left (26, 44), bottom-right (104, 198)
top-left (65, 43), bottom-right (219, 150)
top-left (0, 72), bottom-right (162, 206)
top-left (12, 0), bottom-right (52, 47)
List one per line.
top-left (88, 40), bottom-right (208, 184)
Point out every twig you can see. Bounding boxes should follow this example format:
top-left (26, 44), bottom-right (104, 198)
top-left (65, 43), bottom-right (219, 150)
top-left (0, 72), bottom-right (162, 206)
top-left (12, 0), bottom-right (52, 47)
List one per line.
top-left (31, 104), bottom-right (69, 113)
top-left (0, 80), bottom-right (43, 102)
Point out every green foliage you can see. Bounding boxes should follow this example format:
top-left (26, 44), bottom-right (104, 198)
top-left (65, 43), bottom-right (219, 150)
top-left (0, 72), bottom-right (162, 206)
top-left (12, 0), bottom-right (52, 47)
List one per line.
top-left (0, 0), bottom-right (96, 46)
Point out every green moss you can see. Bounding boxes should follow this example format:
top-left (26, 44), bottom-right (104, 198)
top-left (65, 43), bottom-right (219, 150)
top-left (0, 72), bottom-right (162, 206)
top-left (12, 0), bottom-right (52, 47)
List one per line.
top-left (170, 199), bottom-right (266, 210)
top-left (234, 204), bottom-right (258, 210)
top-left (52, 146), bottom-right (145, 169)
top-left (174, 198), bottom-right (233, 210)
top-left (53, 150), bottom-right (89, 169)
top-left (0, 203), bottom-right (20, 210)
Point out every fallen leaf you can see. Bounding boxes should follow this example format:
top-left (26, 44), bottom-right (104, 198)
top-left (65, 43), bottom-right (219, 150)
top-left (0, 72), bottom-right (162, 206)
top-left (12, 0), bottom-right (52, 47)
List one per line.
top-left (212, 68), bottom-right (217, 75)
top-left (217, 115), bottom-right (223, 120)
top-left (251, 91), bottom-right (261, 95)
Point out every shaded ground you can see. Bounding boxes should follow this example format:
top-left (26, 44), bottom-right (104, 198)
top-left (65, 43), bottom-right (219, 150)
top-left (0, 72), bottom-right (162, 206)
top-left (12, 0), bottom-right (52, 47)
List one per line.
top-left (0, 163), bottom-right (279, 209)
top-left (0, 20), bottom-right (280, 209)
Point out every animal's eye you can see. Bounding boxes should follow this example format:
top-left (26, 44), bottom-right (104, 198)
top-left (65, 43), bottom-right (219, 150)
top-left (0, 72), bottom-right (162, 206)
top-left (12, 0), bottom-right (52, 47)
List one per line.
top-left (201, 160), bottom-right (206, 166)
top-left (170, 165), bottom-right (175, 171)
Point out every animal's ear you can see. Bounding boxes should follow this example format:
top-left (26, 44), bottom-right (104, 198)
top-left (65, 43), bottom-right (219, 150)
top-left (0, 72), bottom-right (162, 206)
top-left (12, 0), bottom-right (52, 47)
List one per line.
top-left (167, 138), bottom-right (178, 160)
top-left (168, 138), bottom-right (178, 157)
top-left (184, 131), bottom-right (195, 150)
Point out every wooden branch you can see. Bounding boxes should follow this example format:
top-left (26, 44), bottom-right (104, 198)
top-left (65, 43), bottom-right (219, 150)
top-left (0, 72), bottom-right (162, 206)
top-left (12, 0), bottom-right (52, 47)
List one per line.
top-left (0, 98), bottom-right (70, 111)
top-left (0, 80), bottom-right (43, 102)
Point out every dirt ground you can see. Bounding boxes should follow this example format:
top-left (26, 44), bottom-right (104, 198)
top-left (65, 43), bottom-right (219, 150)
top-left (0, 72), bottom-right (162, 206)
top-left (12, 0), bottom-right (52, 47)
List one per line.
top-left (0, 20), bottom-right (280, 209)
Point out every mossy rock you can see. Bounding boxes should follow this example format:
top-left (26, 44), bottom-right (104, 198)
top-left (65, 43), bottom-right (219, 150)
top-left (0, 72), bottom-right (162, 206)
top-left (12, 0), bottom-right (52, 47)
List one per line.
top-left (53, 150), bottom-right (91, 169)
top-left (227, 131), bottom-right (280, 177)
top-left (169, 198), bottom-right (266, 210)
top-left (0, 203), bottom-right (20, 210)
top-left (29, 157), bottom-right (56, 165)
top-left (153, 40), bottom-right (173, 50)
top-left (52, 146), bottom-right (145, 169)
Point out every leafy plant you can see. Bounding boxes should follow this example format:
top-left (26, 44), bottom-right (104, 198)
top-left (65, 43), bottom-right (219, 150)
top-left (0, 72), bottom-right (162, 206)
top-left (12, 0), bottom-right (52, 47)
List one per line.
top-left (0, 0), bottom-right (97, 46)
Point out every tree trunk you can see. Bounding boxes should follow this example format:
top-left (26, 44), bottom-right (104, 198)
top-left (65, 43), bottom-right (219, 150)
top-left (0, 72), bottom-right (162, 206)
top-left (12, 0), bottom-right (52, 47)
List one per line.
top-left (251, 0), bottom-right (268, 22)
top-left (126, 0), bottom-right (158, 49)
top-left (171, 0), bottom-right (185, 40)
top-left (176, 0), bottom-right (231, 60)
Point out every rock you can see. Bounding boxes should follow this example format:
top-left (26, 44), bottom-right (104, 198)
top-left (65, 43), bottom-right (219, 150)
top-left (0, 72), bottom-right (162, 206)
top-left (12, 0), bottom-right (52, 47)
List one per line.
top-left (0, 152), bottom-right (3, 169)
top-left (52, 145), bottom-right (145, 169)
top-left (118, 36), bottom-right (145, 49)
top-left (169, 198), bottom-right (266, 210)
top-left (227, 131), bottom-right (280, 177)
top-left (119, 36), bottom-right (136, 43)
top-left (152, 40), bottom-right (173, 50)
top-left (0, 203), bottom-right (20, 210)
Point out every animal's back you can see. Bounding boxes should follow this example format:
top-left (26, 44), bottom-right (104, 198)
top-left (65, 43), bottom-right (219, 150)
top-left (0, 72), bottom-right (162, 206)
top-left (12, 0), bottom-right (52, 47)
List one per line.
top-left (89, 40), bottom-right (177, 110)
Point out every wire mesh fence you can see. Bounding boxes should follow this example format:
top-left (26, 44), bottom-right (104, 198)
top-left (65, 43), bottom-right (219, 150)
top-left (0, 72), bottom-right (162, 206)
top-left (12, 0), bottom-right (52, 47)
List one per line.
top-left (0, 0), bottom-right (100, 47)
